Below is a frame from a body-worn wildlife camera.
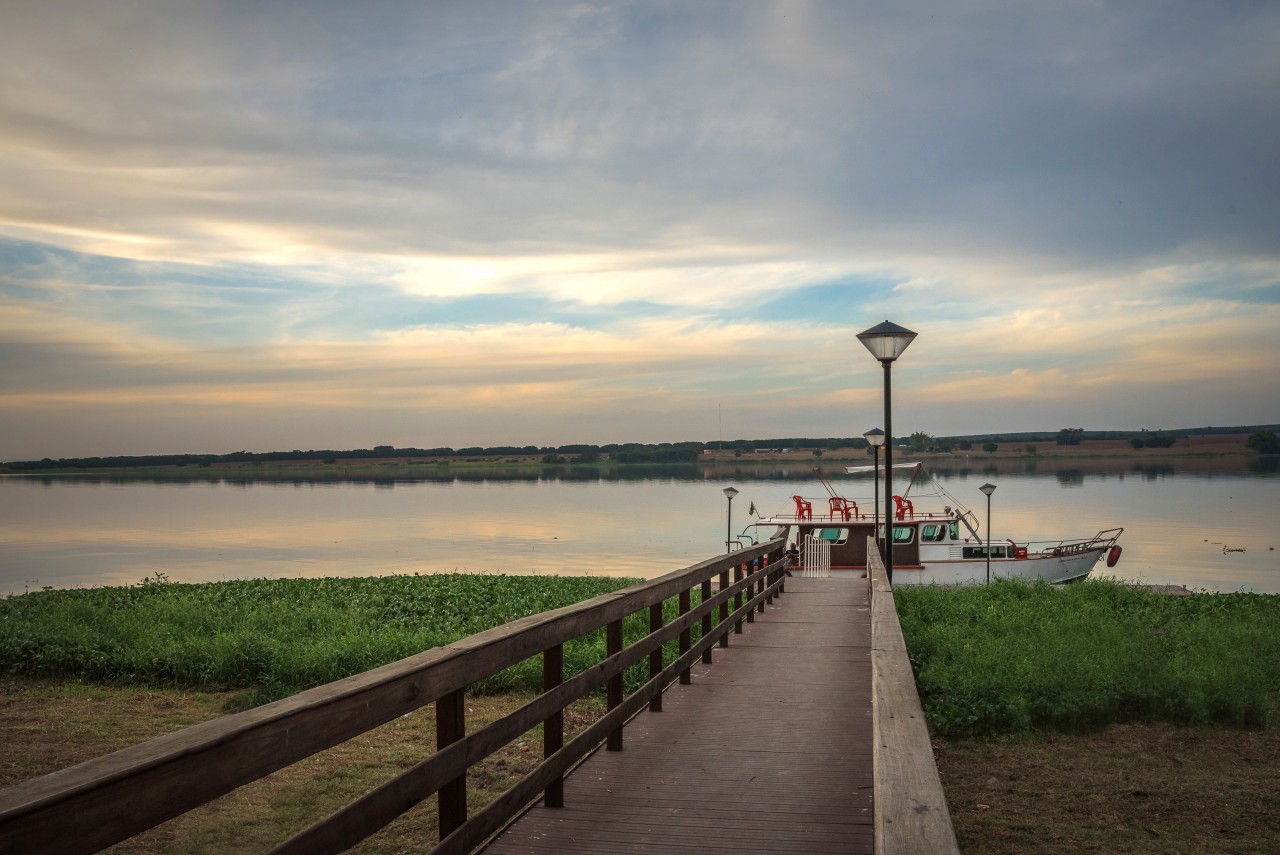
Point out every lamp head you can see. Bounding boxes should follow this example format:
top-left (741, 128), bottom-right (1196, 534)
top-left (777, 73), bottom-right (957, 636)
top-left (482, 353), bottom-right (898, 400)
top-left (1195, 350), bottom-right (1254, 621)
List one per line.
top-left (979, 483), bottom-right (997, 497)
top-left (857, 320), bottom-right (918, 363)
top-left (863, 428), bottom-right (886, 448)
top-left (723, 486), bottom-right (739, 500)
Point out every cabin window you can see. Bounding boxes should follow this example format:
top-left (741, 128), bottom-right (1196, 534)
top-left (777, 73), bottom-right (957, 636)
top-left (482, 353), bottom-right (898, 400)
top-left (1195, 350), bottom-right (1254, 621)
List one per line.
top-left (891, 526), bottom-right (915, 544)
top-left (948, 521), bottom-right (960, 540)
top-left (922, 524), bottom-right (946, 542)
top-left (962, 545), bottom-right (1009, 559)
top-left (820, 528), bottom-right (849, 544)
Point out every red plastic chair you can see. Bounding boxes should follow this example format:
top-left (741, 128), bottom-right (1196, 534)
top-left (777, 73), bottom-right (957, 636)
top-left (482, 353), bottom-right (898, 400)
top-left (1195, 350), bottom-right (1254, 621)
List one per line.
top-left (828, 497), bottom-right (858, 521)
top-left (893, 495), bottom-right (914, 520)
top-left (791, 495), bottom-right (813, 520)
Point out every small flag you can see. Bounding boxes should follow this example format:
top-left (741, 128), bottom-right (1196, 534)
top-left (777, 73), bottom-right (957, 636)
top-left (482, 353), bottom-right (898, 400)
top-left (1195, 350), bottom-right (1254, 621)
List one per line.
top-left (748, 501), bottom-right (757, 516)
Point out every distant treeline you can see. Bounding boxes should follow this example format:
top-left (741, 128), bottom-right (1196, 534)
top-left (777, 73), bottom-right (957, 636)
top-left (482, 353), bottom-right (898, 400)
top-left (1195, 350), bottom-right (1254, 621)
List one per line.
top-left (5, 437), bottom-right (860, 471)
top-left (7, 425), bottom-right (1278, 471)
top-left (954, 424), bottom-right (1280, 444)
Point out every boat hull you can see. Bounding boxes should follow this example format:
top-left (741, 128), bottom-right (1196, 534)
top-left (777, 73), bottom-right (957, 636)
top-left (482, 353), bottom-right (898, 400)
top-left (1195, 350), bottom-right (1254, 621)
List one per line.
top-left (810, 548), bottom-right (1107, 585)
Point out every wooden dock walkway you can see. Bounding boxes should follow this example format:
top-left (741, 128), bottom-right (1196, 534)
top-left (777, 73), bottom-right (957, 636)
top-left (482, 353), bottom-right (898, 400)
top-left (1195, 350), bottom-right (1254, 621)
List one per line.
top-left (1, 541), bottom-right (958, 854)
top-left (483, 577), bottom-right (874, 854)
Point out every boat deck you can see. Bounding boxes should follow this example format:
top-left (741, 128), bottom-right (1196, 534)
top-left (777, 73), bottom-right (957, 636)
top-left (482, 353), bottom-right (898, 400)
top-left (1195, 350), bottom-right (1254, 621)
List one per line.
top-left (482, 577), bottom-right (874, 854)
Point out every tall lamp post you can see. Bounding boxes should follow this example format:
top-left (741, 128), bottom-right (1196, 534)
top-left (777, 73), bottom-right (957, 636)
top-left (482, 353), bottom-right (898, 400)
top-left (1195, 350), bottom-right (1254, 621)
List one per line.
top-left (979, 483), bottom-right (997, 584)
top-left (723, 486), bottom-right (739, 553)
top-left (857, 320), bottom-right (917, 584)
top-left (863, 428), bottom-right (885, 557)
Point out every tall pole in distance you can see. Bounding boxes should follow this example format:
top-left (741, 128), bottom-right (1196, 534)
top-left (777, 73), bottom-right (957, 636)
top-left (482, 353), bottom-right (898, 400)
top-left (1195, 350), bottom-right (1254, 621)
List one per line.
top-left (980, 483), bottom-right (996, 584)
top-left (857, 321), bottom-right (917, 585)
top-left (863, 428), bottom-right (885, 560)
top-left (723, 486), bottom-right (738, 553)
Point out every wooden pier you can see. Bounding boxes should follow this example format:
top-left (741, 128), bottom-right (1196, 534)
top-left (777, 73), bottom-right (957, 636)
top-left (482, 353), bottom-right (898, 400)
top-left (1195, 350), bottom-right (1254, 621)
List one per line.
top-left (0, 540), bottom-right (958, 854)
top-left (485, 576), bottom-right (874, 854)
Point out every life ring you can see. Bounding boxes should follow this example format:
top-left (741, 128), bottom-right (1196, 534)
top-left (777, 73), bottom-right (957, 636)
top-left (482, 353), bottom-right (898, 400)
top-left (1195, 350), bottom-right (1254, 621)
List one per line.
top-left (1106, 545), bottom-right (1122, 568)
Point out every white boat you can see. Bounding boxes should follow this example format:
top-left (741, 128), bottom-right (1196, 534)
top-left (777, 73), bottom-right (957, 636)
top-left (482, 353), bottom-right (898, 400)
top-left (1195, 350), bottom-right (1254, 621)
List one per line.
top-left (746, 462), bottom-right (1123, 585)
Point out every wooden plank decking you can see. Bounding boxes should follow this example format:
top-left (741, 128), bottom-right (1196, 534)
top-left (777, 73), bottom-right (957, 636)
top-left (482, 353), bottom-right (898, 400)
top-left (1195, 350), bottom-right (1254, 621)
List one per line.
top-left (483, 576), bottom-right (874, 854)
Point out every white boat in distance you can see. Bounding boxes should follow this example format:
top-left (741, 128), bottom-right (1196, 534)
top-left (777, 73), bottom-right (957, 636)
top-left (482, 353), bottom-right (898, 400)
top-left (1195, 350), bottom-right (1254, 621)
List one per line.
top-left (747, 462), bottom-right (1123, 585)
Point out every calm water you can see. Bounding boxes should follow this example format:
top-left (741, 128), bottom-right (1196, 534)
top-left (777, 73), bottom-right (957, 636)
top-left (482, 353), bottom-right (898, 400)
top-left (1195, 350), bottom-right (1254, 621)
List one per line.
top-left (2, 459), bottom-right (1278, 596)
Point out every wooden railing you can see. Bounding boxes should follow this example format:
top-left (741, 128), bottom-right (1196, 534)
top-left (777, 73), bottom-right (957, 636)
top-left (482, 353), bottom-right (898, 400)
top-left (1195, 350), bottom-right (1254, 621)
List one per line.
top-left (867, 538), bottom-right (961, 855)
top-left (0, 539), bottom-right (786, 855)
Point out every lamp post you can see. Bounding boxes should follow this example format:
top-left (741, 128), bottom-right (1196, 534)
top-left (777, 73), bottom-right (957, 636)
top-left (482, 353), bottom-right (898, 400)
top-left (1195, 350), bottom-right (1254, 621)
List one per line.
top-left (863, 428), bottom-right (885, 557)
top-left (979, 483), bottom-right (997, 584)
top-left (857, 320), bottom-right (917, 584)
top-left (723, 486), bottom-right (739, 553)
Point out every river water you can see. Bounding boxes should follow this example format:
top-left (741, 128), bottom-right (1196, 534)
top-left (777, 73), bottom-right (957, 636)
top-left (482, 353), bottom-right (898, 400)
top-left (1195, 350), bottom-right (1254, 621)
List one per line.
top-left (2, 457), bottom-right (1277, 596)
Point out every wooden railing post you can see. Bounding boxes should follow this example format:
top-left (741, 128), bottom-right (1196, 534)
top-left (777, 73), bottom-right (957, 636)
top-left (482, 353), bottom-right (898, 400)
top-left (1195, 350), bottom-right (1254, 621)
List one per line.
top-left (701, 578), bottom-right (713, 664)
top-left (606, 619), bottom-right (624, 751)
top-left (734, 564), bottom-right (745, 633)
top-left (678, 589), bottom-right (692, 685)
top-left (719, 569), bottom-right (730, 647)
top-left (745, 562), bottom-right (755, 624)
top-left (757, 559), bottom-right (766, 613)
top-left (648, 603), bottom-right (664, 712)
top-left (436, 689), bottom-right (467, 839)
top-left (542, 644), bottom-right (564, 808)
top-left (764, 556), bottom-right (774, 605)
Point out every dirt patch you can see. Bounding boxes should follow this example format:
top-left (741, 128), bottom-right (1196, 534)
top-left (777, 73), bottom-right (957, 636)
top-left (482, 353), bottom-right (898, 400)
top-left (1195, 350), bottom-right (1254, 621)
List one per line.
top-left (6, 681), bottom-right (1278, 854)
top-left (936, 724), bottom-right (1280, 854)
top-left (0, 680), bottom-right (598, 855)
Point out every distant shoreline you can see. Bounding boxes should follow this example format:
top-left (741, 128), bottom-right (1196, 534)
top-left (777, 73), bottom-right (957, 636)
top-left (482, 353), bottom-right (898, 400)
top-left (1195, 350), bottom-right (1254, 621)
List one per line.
top-left (1, 433), bottom-right (1266, 477)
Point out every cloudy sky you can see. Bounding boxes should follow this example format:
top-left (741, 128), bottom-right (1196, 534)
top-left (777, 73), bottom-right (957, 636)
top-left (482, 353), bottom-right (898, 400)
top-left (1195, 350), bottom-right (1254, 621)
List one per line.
top-left (2, 1), bottom-right (1277, 460)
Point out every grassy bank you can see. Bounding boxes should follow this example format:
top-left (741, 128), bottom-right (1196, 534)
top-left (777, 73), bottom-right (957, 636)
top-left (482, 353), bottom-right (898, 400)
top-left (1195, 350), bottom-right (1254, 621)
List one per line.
top-left (0, 573), bottom-right (677, 709)
top-left (5, 575), bottom-right (1280, 852)
top-left (895, 578), bottom-right (1280, 738)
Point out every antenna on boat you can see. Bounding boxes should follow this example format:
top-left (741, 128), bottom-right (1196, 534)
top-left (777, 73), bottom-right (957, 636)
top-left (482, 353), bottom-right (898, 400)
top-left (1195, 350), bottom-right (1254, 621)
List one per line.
top-left (813, 466), bottom-right (839, 499)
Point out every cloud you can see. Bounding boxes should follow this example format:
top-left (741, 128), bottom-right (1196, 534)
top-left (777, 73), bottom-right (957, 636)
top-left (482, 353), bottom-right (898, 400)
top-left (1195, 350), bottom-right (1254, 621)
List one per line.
top-left (0, 2), bottom-right (1277, 457)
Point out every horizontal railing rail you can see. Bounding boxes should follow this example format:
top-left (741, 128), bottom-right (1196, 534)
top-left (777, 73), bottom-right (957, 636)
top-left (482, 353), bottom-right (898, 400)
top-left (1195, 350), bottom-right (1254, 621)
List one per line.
top-left (868, 537), bottom-right (960, 855)
top-left (0, 538), bottom-right (786, 855)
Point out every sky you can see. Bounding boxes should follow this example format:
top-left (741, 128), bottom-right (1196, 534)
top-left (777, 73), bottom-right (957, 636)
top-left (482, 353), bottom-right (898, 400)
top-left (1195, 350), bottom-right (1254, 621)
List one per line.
top-left (2, 1), bottom-right (1278, 460)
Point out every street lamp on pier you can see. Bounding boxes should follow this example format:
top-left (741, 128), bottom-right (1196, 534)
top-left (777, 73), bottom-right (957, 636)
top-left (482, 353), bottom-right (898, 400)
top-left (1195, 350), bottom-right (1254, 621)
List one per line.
top-left (862, 428), bottom-right (885, 557)
top-left (857, 320), bottom-right (917, 585)
top-left (722, 486), bottom-right (739, 553)
top-left (979, 483), bottom-right (997, 584)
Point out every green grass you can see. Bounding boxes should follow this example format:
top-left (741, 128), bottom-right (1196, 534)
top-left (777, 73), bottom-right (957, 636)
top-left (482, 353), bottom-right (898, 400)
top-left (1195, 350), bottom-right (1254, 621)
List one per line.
top-left (0, 573), bottom-right (704, 708)
top-left (895, 578), bottom-right (1280, 738)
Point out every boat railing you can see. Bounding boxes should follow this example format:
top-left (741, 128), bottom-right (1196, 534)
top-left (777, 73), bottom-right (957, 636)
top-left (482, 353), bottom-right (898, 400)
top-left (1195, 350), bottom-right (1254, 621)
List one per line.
top-left (776, 494), bottom-right (957, 523)
top-left (1027, 528), bottom-right (1124, 556)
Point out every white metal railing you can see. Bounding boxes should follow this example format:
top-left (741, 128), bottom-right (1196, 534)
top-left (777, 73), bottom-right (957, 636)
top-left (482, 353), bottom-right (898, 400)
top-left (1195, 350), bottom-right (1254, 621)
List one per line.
top-left (802, 533), bottom-right (831, 577)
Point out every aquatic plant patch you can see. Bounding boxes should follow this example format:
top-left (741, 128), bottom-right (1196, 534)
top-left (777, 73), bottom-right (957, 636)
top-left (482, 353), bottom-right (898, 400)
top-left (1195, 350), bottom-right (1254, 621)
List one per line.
top-left (0, 573), bottom-right (705, 705)
top-left (895, 578), bottom-right (1280, 737)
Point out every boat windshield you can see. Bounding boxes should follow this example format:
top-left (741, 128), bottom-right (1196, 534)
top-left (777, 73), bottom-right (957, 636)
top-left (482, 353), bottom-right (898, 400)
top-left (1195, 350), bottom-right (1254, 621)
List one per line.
top-left (819, 528), bottom-right (849, 544)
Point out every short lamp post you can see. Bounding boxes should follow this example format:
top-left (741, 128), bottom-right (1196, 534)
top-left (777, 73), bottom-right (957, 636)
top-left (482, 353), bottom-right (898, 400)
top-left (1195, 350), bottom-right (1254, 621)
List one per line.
top-left (863, 428), bottom-right (885, 556)
top-left (723, 486), bottom-right (739, 553)
top-left (857, 321), bottom-right (917, 584)
top-left (979, 483), bottom-right (997, 584)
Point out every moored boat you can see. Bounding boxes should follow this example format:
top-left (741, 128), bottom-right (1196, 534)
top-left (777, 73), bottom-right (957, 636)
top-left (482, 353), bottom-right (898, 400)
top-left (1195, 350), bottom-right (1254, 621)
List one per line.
top-left (746, 462), bottom-right (1122, 585)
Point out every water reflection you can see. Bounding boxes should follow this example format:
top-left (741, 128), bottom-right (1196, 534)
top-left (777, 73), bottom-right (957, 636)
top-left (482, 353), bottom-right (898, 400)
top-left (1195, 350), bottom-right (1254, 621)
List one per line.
top-left (3, 459), bottom-right (1277, 596)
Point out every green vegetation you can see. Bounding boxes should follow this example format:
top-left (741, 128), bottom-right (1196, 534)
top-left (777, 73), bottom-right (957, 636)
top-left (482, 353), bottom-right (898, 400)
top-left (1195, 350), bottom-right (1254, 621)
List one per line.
top-left (1247, 430), bottom-right (1280, 454)
top-left (1055, 427), bottom-right (1085, 445)
top-left (1129, 432), bottom-right (1177, 449)
top-left (895, 579), bottom-right (1280, 739)
top-left (0, 573), bottom-right (698, 710)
